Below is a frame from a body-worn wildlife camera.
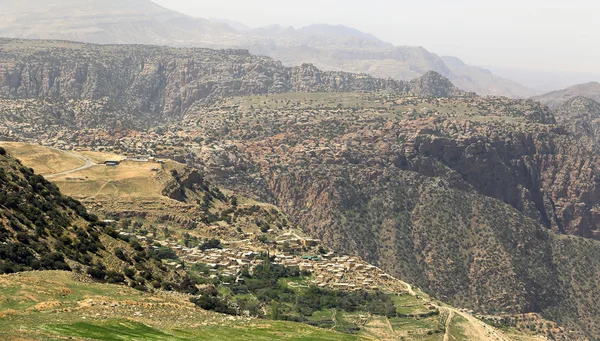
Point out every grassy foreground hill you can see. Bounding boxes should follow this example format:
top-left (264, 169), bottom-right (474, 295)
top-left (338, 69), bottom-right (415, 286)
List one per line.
top-left (0, 271), bottom-right (365, 341)
top-left (2, 142), bottom-right (86, 176)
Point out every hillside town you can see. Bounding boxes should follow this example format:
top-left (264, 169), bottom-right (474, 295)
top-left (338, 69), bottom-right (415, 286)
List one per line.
top-left (116, 227), bottom-right (408, 294)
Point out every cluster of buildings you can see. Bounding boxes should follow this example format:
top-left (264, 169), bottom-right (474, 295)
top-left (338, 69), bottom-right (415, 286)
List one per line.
top-left (3, 122), bottom-right (194, 163)
top-left (115, 224), bottom-right (408, 293)
top-left (103, 155), bottom-right (165, 167)
top-left (286, 254), bottom-right (406, 292)
top-left (153, 236), bottom-right (406, 293)
top-left (160, 241), bottom-right (264, 279)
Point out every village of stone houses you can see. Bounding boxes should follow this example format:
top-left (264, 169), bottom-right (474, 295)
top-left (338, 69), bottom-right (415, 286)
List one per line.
top-left (138, 230), bottom-right (407, 294)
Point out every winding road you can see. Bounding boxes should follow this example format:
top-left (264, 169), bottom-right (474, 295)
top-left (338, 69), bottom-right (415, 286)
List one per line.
top-left (438, 306), bottom-right (514, 341)
top-left (399, 280), bottom-right (514, 341)
top-left (45, 149), bottom-right (97, 179)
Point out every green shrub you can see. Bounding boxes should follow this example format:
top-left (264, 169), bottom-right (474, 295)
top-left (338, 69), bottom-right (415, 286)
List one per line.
top-left (106, 271), bottom-right (125, 284)
top-left (149, 246), bottom-right (178, 260)
top-left (87, 265), bottom-right (107, 280)
top-left (124, 267), bottom-right (135, 278)
top-left (114, 248), bottom-right (129, 262)
top-left (199, 238), bottom-right (222, 251)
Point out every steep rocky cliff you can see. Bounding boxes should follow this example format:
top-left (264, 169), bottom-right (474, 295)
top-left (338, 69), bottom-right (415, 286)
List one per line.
top-left (162, 167), bottom-right (205, 202)
top-left (0, 38), bottom-right (465, 129)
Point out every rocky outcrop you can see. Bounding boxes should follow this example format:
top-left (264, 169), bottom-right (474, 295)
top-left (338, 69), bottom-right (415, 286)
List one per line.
top-left (290, 63), bottom-right (410, 94)
top-left (554, 96), bottom-right (600, 145)
top-left (409, 71), bottom-right (471, 98)
top-left (162, 168), bottom-right (204, 202)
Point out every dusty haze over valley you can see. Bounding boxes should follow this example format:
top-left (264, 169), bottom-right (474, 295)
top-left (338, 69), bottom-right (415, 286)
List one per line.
top-left (0, 0), bottom-right (598, 96)
top-left (1, 1), bottom-right (600, 341)
top-left (152, 0), bottom-right (600, 91)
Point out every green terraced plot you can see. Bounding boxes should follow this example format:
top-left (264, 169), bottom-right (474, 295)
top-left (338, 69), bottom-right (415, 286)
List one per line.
top-left (45, 320), bottom-right (367, 341)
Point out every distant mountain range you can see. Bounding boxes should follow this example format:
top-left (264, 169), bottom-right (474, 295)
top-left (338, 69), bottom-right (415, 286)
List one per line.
top-left (532, 81), bottom-right (600, 108)
top-left (486, 65), bottom-right (600, 94)
top-left (0, 0), bottom-right (537, 98)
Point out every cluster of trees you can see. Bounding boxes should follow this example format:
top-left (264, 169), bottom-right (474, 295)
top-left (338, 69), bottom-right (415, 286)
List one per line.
top-left (93, 240), bottom-right (198, 294)
top-left (0, 160), bottom-right (104, 274)
top-left (190, 285), bottom-right (236, 315)
top-left (190, 256), bottom-right (398, 328)
top-left (198, 238), bottom-right (222, 251)
top-left (197, 182), bottom-right (227, 211)
top-left (0, 243), bottom-right (71, 274)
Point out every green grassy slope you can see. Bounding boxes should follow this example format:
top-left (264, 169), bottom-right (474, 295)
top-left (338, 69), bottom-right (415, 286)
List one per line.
top-left (0, 271), bottom-right (365, 341)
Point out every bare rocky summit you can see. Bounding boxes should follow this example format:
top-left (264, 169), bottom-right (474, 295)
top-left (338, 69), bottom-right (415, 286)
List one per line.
top-left (409, 71), bottom-right (466, 98)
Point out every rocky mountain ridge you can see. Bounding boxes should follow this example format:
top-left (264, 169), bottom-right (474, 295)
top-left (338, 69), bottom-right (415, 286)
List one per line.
top-left (0, 38), bottom-right (467, 129)
top-left (0, 0), bottom-right (536, 98)
top-left (532, 81), bottom-right (600, 108)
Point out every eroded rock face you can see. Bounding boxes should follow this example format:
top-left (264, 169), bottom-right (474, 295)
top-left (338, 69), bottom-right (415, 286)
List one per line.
top-left (200, 114), bottom-right (600, 240)
top-left (0, 41), bottom-right (290, 128)
top-left (0, 38), bottom-right (465, 129)
top-left (407, 125), bottom-right (600, 239)
top-left (554, 96), bottom-right (600, 145)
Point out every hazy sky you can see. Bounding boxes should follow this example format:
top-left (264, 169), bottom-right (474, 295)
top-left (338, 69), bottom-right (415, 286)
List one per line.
top-left (152, 0), bottom-right (600, 75)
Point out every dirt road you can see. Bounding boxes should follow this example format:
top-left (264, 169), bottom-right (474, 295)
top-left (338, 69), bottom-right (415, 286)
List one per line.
top-left (398, 278), bottom-right (513, 341)
top-left (45, 149), bottom-right (96, 179)
top-left (443, 309), bottom-right (454, 341)
top-left (440, 306), bottom-right (513, 341)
